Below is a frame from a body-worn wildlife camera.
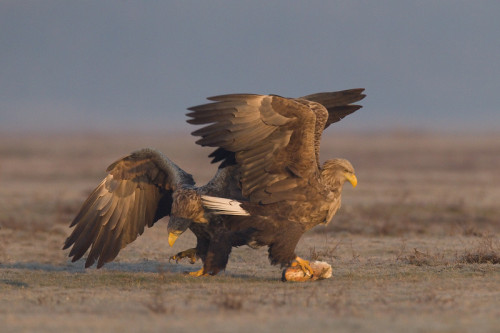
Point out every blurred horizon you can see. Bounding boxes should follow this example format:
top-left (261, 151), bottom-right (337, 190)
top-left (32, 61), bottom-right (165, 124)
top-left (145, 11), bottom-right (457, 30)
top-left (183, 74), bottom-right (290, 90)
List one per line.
top-left (2, 1), bottom-right (499, 133)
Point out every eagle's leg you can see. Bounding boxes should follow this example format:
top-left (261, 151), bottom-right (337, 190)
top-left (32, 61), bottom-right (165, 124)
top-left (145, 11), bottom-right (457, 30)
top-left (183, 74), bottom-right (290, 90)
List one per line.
top-left (291, 256), bottom-right (314, 277)
top-left (180, 233), bottom-right (231, 277)
top-left (187, 267), bottom-right (207, 277)
top-left (201, 236), bottom-right (232, 276)
top-left (169, 248), bottom-right (197, 264)
top-left (186, 229), bottom-right (254, 276)
top-left (202, 228), bottom-right (252, 276)
top-left (268, 225), bottom-right (308, 275)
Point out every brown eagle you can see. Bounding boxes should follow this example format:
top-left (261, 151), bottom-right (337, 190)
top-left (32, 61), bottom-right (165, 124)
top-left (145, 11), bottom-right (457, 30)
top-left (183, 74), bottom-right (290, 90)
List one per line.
top-left (63, 88), bottom-right (364, 277)
top-left (184, 88), bottom-right (364, 275)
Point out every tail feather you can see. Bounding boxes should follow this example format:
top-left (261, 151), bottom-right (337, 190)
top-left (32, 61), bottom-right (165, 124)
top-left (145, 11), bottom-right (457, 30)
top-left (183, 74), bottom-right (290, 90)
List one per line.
top-left (201, 195), bottom-right (250, 216)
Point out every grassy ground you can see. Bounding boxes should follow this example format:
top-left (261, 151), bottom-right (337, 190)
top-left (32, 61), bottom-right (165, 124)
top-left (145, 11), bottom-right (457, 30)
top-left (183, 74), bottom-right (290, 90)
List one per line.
top-left (1, 131), bottom-right (499, 332)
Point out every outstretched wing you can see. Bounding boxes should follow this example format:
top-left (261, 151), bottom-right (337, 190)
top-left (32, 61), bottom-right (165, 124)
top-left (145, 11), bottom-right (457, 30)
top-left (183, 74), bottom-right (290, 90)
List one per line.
top-left (301, 88), bottom-right (365, 129)
top-left (63, 148), bottom-right (194, 268)
top-left (201, 89), bottom-right (365, 167)
top-left (187, 94), bottom-right (320, 204)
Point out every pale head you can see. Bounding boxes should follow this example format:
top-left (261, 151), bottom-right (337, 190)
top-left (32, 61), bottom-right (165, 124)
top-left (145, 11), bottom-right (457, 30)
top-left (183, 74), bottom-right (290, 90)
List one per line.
top-left (321, 158), bottom-right (357, 189)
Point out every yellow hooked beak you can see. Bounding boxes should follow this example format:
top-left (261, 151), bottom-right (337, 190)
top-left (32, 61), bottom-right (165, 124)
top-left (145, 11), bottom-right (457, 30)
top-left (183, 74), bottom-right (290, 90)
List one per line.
top-left (168, 232), bottom-right (180, 247)
top-left (344, 173), bottom-right (357, 188)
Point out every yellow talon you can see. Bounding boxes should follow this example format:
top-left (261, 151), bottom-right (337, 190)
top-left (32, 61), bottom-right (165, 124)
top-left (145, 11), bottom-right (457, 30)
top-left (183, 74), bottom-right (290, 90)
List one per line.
top-left (169, 248), bottom-right (197, 264)
top-left (187, 268), bottom-right (206, 277)
top-left (291, 256), bottom-right (314, 277)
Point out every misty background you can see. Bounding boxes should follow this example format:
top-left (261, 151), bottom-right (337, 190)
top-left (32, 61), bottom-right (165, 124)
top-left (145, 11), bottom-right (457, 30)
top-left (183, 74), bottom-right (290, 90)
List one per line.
top-left (1, 1), bottom-right (499, 133)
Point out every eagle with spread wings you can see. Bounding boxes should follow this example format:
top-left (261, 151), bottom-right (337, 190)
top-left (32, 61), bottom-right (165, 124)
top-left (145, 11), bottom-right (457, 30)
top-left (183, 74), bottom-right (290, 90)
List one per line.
top-left (63, 88), bottom-right (365, 278)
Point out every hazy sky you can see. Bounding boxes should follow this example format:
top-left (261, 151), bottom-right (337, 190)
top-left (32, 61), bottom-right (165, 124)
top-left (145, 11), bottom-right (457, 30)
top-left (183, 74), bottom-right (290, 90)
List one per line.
top-left (1, 1), bottom-right (499, 132)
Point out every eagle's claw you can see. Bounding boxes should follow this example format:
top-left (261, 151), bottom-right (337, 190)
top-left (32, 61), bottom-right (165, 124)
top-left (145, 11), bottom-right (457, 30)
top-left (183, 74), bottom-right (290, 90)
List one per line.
top-left (185, 268), bottom-right (207, 277)
top-left (291, 256), bottom-right (314, 277)
top-left (169, 248), bottom-right (198, 264)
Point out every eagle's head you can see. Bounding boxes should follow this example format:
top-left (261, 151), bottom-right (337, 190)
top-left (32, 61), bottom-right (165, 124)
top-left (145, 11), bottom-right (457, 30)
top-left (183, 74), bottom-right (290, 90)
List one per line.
top-left (321, 158), bottom-right (357, 189)
top-left (167, 216), bottom-right (192, 247)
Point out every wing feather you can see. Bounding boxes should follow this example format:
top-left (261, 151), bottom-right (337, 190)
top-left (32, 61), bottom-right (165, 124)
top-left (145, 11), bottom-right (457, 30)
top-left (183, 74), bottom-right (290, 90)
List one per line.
top-left (187, 94), bottom-right (318, 203)
top-left (301, 88), bottom-right (365, 128)
top-left (63, 148), bottom-right (194, 268)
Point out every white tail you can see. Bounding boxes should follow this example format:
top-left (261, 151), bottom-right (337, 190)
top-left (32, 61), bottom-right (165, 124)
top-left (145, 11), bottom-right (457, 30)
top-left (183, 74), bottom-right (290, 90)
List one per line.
top-left (201, 195), bottom-right (250, 216)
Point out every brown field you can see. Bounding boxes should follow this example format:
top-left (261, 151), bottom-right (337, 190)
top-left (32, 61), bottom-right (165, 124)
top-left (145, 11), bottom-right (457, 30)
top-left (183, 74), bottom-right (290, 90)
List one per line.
top-left (1, 130), bottom-right (499, 332)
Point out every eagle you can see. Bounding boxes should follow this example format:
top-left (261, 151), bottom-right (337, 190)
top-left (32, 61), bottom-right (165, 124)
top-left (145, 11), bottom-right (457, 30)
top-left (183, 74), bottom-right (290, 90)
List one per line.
top-left (62, 150), bottom-right (246, 271)
top-left (184, 88), bottom-right (364, 276)
top-left (63, 88), bottom-right (364, 278)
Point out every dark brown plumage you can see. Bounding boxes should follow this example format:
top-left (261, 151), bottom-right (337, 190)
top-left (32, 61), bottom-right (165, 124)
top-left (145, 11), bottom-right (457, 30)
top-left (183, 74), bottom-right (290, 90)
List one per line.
top-left (187, 88), bottom-right (365, 275)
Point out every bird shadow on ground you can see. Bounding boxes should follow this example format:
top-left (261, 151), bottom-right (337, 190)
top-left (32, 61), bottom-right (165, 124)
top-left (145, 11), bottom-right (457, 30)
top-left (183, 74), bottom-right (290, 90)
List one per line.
top-left (0, 260), bottom-right (198, 274)
top-left (1, 262), bottom-right (73, 272)
top-left (223, 272), bottom-right (279, 282)
top-left (1, 261), bottom-right (284, 282)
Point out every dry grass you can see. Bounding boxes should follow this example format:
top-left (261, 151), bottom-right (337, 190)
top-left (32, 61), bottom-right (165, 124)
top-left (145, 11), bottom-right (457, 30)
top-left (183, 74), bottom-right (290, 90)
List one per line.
top-left (394, 234), bottom-right (500, 267)
top-left (319, 201), bottom-right (500, 237)
top-left (309, 240), bottom-right (342, 261)
top-left (399, 247), bottom-right (448, 266)
top-left (1, 131), bottom-right (500, 332)
top-left (458, 235), bottom-right (500, 264)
